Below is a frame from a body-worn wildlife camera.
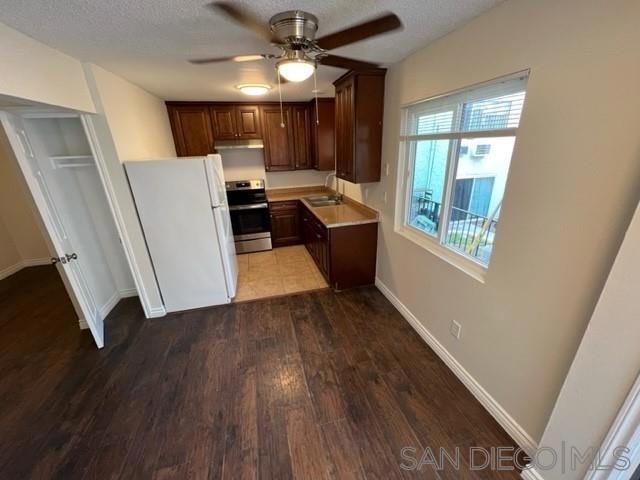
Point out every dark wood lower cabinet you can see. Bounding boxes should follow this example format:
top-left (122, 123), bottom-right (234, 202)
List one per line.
top-left (269, 201), bottom-right (302, 247)
top-left (301, 204), bottom-right (377, 290)
top-left (271, 200), bottom-right (378, 289)
top-left (302, 207), bottom-right (330, 279)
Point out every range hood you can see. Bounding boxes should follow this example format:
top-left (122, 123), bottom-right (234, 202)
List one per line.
top-left (214, 139), bottom-right (264, 150)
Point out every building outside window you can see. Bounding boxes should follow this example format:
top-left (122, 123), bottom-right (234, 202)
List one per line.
top-left (397, 72), bottom-right (528, 270)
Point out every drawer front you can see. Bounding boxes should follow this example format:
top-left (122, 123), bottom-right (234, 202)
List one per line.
top-left (269, 200), bottom-right (299, 211)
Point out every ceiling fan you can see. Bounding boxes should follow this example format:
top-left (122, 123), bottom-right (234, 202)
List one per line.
top-left (189, 2), bottom-right (403, 83)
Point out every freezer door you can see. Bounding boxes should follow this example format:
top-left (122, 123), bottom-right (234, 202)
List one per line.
top-left (126, 157), bottom-right (231, 311)
top-left (205, 154), bottom-right (238, 298)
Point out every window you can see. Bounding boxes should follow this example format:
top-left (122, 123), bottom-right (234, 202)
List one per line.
top-left (397, 73), bottom-right (528, 272)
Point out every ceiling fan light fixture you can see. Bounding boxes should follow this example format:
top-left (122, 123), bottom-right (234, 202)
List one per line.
top-left (276, 58), bottom-right (316, 82)
top-left (236, 84), bottom-right (272, 96)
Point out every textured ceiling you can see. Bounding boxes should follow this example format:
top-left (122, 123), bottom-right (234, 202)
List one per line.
top-left (0, 0), bottom-right (503, 102)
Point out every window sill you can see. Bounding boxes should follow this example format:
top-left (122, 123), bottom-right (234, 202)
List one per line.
top-left (394, 226), bottom-right (488, 284)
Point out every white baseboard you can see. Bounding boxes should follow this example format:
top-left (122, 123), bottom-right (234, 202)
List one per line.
top-left (0, 257), bottom-right (51, 280)
top-left (118, 287), bottom-right (138, 298)
top-left (521, 467), bottom-right (545, 480)
top-left (374, 277), bottom-right (538, 456)
top-left (0, 262), bottom-right (24, 281)
top-left (149, 306), bottom-right (167, 318)
top-left (99, 291), bottom-right (121, 320)
top-left (78, 317), bottom-right (89, 330)
top-left (22, 257), bottom-right (52, 267)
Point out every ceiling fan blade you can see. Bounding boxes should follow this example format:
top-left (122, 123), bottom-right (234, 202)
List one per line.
top-left (189, 54), bottom-right (271, 65)
top-left (315, 13), bottom-right (402, 50)
top-left (207, 2), bottom-right (281, 43)
top-left (318, 54), bottom-right (379, 71)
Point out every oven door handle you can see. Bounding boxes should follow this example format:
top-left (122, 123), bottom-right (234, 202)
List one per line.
top-left (228, 202), bottom-right (269, 211)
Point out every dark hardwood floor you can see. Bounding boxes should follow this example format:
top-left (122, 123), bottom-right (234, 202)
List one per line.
top-left (0, 265), bottom-right (522, 479)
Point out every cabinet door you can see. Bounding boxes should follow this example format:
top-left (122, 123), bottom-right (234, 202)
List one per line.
top-left (311, 98), bottom-right (335, 171)
top-left (236, 105), bottom-right (262, 139)
top-left (302, 209), bottom-right (315, 255)
top-left (211, 105), bottom-right (237, 139)
top-left (293, 105), bottom-right (312, 170)
top-left (315, 223), bottom-right (329, 280)
top-left (270, 206), bottom-right (302, 247)
top-left (335, 78), bottom-right (355, 181)
top-left (262, 106), bottom-right (295, 171)
top-left (168, 105), bottom-right (214, 156)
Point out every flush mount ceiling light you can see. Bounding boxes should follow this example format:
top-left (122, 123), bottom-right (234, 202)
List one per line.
top-left (235, 84), bottom-right (272, 96)
top-left (276, 51), bottom-right (316, 83)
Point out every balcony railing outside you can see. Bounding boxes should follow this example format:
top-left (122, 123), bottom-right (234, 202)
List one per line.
top-left (411, 193), bottom-right (498, 263)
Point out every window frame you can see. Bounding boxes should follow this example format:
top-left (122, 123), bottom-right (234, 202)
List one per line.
top-left (394, 72), bottom-right (528, 282)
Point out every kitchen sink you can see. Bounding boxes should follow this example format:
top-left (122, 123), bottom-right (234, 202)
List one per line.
top-left (304, 195), bottom-right (343, 207)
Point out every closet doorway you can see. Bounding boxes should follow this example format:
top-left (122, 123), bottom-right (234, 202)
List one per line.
top-left (1, 111), bottom-right (135, 348)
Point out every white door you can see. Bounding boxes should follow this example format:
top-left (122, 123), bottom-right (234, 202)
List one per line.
top-left (0, 112), bottom-right (106, 348)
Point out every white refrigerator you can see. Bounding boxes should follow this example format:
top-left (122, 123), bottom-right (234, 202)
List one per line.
top-left (125, 154), bottom-right (238, 312)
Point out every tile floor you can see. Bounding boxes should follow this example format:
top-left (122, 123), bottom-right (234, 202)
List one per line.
top-left (234, 245), bottom-right (328, 302)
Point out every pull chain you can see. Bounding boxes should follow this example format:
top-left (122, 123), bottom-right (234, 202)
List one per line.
top-left (313, 68), bottom-right (320, 125)
top-left (277, 71), bottom-right (284, 128)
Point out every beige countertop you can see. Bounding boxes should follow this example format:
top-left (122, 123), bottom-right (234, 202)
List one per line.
top-left (266, 185), bottom-right (379, 228)
top-left (266, 185), bottom-right (330, 202)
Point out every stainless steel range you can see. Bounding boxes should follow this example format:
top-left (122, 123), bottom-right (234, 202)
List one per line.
top-left (225, 179), bottom-right (272, 254)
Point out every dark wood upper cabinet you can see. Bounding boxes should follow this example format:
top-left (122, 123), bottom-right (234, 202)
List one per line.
top-left (210, 105), bottom-right (237, 139)
top-left (167, 105), bottom-right (215, 157)
top-left (309, 98), bottom-right (335, 171)
top-left (262, 106), bottom-right (295, 171)
top-left (335, 77), bottom-right (354, 181)
top-left (235, 105), bottom-right (261, 138)
top-left (292, 105), bottom-right (312, 170)
top-left (334, 69), bottom-right (386, 183)
top-left (211, 104), bottom-right (261, 140)
top-left (166, 100), bottom-right (332, 169)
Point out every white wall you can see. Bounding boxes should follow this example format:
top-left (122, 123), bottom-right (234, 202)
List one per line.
top-left (0, 23), bottom-right (174, 316)
top-left (0, 126), bottom-right (50, 278)
top-left (87, 64), bottom-right (176, 161)
top-left (341, 0), bottom-right (640, 444)
top-left (533, 201), bottom-right (640, 479)
top-left (0, 22), bottom-right (95, 112)
top-left (82, 63), bottom-right (176, 316)
top-left (220, 149), bottom-right (330, 188)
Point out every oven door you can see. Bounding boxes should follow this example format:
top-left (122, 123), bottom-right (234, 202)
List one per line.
top-left (229, 203), bottom-right (271, 239)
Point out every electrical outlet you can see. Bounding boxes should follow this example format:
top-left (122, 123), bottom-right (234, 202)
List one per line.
top-left (450, 320), bottom-right (462, 339)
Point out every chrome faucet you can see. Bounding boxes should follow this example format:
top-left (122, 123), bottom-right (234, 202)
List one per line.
top-left (325, 172), bottom-right (343, 202)
top-left (324, 172), bottom-right (336, 189)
